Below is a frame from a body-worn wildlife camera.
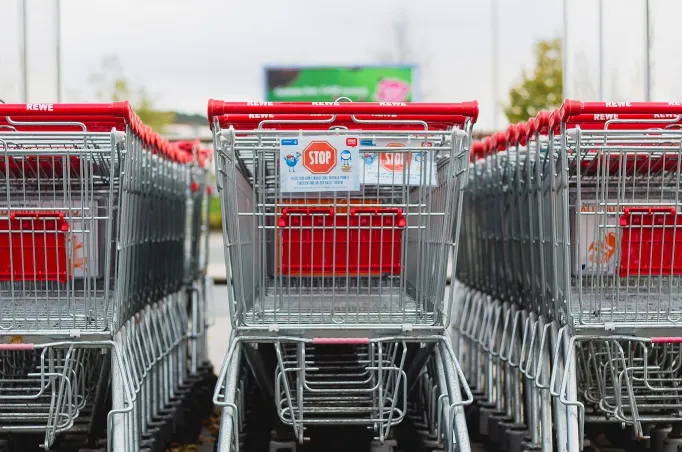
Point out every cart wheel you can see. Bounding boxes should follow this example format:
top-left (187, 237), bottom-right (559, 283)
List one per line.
top-left (602, 424), bottom-right (635, 450)
top-left (582, 438), bottom-right (600, 452)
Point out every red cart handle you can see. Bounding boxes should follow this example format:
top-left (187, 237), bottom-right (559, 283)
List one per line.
top-left (511, 122), bottom-right (528, 146)
top-left (548, 109), bottom-right (561, 133)
top-left (561, 100), bottom-right (682, 122)
top-left (534, 111), bottom-right (552, 135)
top-left (199, 148), bottom-right (214, 166)
top-left (506, 124), bottom-right (518, 146)
top-left (208, 100), bottom-right (479, 124)
top-left (481, 137), bottom-right (492, 155)
top-left (217, 113), bottom-right (469, 130)
top-left (173, 140), bottom-right (200, 152)
top-left (470, 141), bottom-right (486, 161)
top-left (492, 131), bottom-right (506, 153)
top-left (0, 102), bottom-right (131, 118)
top-left (551, 109), bottom-right (682, 133)
top-left (526, 117), bottom-right (537, 139)
top-left (0, 103), bottom-right (193, 165)
top-left (526, 112), bottom-right (558, 139)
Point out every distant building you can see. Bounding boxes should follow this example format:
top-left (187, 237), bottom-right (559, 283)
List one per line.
top-left (162, 112), bottom-right (212, 144)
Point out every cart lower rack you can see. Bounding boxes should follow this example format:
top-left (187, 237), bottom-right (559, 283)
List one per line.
top-left (214, 334), bottom-right (473, 452)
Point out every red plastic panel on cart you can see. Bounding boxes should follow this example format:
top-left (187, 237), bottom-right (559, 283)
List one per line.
top-left (619, 207), bottom-right (682, 277)
top-left (0, 212), bottom-right (70, 283)
top-left (277, 207), bottom-right (406, 277)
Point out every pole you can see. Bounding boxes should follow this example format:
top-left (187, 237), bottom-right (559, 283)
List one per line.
top-left (21, 0), bottom-right (28, 102)
top-left (644, 0), bottom-right (651, 101)
top-left (562, 0), bottom-right (568, 99)
top-left (56, 0), bottom-right (62, 102)
top-left (598, 0), bottom-right (604, 100)
top-left (491, 0), bottom-right (499, 130)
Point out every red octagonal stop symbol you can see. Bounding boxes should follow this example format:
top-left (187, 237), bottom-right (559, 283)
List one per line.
top-left (380, 143), bottom-right (409, 172)
top-left (302, 141), bottom-right (337, 174)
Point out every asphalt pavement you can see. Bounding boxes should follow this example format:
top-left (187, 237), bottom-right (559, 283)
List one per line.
top-left (205, 231), bottom-right (229, 369)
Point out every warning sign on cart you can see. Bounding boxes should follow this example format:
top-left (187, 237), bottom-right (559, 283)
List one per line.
top-left (280, 136), bottom-right (360, 192)
top-left (360, 138), bottom-right (438, 186)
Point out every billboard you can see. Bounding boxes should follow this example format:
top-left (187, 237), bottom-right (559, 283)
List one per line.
top-left (264, 66), bottom-right (418, 103)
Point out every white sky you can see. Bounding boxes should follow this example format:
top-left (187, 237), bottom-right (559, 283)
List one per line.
top-left (1, 0), bottom-right (678, 130)
top-left (563, 0), bottom-right (682, 103)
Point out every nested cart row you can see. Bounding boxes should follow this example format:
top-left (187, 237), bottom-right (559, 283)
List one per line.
top-left (0, 104), bottom-right (215, 452)
top-left (209, 98), bottom-right (478, 452)
top-left (455, 100), bottom-right (682, 452)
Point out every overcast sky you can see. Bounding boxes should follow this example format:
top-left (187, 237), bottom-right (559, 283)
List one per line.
top-left (1, 0), bottom-right (678, 130)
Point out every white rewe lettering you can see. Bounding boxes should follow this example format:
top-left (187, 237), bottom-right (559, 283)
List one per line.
top-left (311, 102), bottom-right (338, 106)
top-left (248, 114), bottom-right (274, 119)
top-left (654, 114), bottom-right (678, 119)
top-left (605, 102), bottom-right (631, 107)
top-left (668, 102), bottom-right (682, 106)
top-left (246, 102), bottom-right (272, 106)
top-left (378, 102), bottom-right (407, 106)
top-left (26, 103), bottom-right (54, 111)
top-left (594, 114), bottom-right (618, 120)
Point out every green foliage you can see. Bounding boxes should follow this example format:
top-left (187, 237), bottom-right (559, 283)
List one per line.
top-left (209, 195), bottom-right (222, 230)
top-left (504, 38), bottom-right (563, 124)
top-left (136, 95), bottom-right (176, 132)
top-left (89, 56), bottom-right (175, 132)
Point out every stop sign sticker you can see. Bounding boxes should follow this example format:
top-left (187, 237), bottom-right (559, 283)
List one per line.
top-left (280, 135), bottom-right (360, 193)
top-left (379, 143), bottom-right (409, 172)
top-left (361, 138), bottom-right (438, 187)
top-left (303, 141), bottom-right (337, 174)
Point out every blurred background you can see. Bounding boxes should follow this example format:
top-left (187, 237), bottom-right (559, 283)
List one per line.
top-left (1, 0), bottom-right (674, 225)
top-left (3, 0), bottom-right (676, 134)
top-left (0, 0), bottom-right (675, 264)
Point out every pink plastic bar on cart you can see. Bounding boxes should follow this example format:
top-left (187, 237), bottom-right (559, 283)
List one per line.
top-left (312, 337), bottom-right (370, 345)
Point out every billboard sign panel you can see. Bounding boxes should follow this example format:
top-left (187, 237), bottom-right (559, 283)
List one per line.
top-left (264, 66), bottom-right (417, 102)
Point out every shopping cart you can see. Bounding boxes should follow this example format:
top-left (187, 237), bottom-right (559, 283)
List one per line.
top-left (545, 102), bottom-right (682, 452)
top-left (456, 101), bottom-right (682, 452)
top-left (0, 103), bottom-right (192, 339)
top-left (173, 140), bottom-right (215, 376)
top-left (209, 98), bottom-right (478, 451)
top-left (0, 103), bottom-right (201, 452)
top-left (454, 127), bottom-right (571, 452)
top-left (209, 99), bottom-right (478, 335)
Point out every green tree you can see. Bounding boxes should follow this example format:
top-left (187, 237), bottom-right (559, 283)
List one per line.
top-left (504, 38), bottom-right (563, 124)
top-left (89, 56), bottom-right (175, 131)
